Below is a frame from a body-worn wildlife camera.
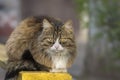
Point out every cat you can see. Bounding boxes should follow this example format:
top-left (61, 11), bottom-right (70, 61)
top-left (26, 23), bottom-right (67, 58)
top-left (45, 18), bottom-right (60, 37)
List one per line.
top-left (5, 16), bottom-right (77, 80)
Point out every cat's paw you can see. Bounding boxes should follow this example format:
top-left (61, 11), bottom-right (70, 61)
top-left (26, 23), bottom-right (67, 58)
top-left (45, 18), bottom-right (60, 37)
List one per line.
top-left (50, 68), bottom-right (67, 73)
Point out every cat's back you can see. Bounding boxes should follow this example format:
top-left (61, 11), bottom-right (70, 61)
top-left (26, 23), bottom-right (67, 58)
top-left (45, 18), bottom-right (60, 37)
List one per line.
top-left (7, 16), bottom-right (63, 40)
top-left (6, 16), bottom-right (63, 60)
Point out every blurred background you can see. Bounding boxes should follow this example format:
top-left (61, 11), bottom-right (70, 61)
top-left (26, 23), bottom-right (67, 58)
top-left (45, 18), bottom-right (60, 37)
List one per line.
top-left (0, 0), bottom-right (120, 80)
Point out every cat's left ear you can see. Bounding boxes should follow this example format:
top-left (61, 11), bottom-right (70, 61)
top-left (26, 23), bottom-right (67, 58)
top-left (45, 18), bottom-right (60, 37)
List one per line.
top-left (63, 20), bottom-right (73, 30)
top-left (43, 19), bottom-right (52, 29)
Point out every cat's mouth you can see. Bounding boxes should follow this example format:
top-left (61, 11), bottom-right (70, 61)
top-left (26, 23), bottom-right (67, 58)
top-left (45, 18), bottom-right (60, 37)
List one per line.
top-left (52, 49), bottom-right (64, 53)
top-left (46, 48), bottom-right (68, 56)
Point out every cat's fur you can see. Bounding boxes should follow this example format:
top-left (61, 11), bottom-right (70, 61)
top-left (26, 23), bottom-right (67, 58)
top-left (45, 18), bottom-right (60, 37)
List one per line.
top-left (5, 16), bottom-right (76, 80)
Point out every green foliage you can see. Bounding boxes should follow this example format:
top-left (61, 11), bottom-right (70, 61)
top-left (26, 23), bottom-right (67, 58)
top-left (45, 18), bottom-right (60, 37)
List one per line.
top-left (97, 0), bottom-right (120, 41)
top-left (75, 0), bottom-right (120, 71)
top-left (74, 0), bottom-right (89, 28)
top-left (93, 32), bottom-right (104, 40)
top-left (74, 0), bottom-right (89, 13)
top-left (97, 0), bottom-right (120, 57)
top-left (75, 0), bottom-right (120, 41)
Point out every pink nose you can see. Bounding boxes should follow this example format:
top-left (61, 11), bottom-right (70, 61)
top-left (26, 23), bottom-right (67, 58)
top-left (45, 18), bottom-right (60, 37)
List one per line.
top-left (55, 45), bottom-right (59, 49)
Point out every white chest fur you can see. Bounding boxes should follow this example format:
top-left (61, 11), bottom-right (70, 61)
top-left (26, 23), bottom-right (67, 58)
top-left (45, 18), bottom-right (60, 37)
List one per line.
top-left (52, 56), bottom-right (68, 69)
top-left (53, 56), bottom-right (68, 69)
top-left (48, 38), bottom-right (69, 72)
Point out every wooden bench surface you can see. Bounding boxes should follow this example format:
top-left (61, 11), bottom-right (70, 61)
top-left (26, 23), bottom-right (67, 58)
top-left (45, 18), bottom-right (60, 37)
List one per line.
top-left (18, 71), bottom-right (72, 80)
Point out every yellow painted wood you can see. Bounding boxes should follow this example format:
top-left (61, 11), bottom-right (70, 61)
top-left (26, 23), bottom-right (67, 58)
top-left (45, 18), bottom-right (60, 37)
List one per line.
top-left (18, 71), bottom-right (72, 80)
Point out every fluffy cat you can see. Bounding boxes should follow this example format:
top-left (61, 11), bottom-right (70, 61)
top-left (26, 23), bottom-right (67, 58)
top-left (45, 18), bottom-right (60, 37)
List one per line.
top-left (5, 16), bottom-right (76, 80)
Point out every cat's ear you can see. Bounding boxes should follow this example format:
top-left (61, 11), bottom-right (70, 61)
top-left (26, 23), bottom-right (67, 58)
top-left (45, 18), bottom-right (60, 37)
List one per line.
top-left (43, 19), bottom-right (52, 28)
top-left (63, 20), bottom-right (73, 29)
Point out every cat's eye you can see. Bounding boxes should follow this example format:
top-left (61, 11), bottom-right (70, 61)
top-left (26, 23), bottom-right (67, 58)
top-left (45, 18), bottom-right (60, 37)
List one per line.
top-left (60, 38), bottom-right (67, 42)
top-left (60, 38), bottom-right (73, 45)
top-left (48, 41), bottom-right (53, 44)
top-left (47, 38), bottom-right (52, 41)
top-left (46, 38), bottom-right (53, 44)
top-left (60, 38), bottom-right (68, 45)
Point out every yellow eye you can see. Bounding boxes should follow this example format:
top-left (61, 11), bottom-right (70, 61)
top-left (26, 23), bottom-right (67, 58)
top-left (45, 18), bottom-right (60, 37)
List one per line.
top-left (47, 38), bottom-right (52, 42)
top-left (61, 38), bottom-right (67, 42)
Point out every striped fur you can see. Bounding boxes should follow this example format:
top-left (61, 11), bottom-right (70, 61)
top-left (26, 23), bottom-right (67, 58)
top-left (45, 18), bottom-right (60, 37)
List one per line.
top-left (5, 16), bottom-right (76, 80)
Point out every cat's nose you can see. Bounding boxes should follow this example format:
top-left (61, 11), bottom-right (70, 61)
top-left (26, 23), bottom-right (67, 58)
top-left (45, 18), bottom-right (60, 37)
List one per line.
top-left (55, 45), bottom-right (59, 49)
top-left (55, 45), bottom-right (64, 51)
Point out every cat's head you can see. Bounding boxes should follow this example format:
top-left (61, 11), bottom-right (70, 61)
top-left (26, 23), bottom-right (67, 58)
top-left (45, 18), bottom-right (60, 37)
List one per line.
top-left (38, 19), bottom-right (76, 56)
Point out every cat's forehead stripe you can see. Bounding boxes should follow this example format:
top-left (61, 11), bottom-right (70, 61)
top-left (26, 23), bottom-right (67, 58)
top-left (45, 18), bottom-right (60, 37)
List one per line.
top-left (52, 25), bottom-right (62, 40)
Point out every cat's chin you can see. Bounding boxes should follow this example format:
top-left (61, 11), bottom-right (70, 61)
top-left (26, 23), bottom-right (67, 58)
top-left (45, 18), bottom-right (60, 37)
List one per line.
top-left (46, 49), bottom-right (68, 56)
top-left (54, 50), bottom-right (63, 53)
top-left (50, 50), bottom-right (64, 54)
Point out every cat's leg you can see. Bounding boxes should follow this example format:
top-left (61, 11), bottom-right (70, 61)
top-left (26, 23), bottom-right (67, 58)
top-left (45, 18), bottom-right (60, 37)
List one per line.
top-left (5, 60), bottom-right (36, 80)
top-left (50, 68), bottom-right (67, 72)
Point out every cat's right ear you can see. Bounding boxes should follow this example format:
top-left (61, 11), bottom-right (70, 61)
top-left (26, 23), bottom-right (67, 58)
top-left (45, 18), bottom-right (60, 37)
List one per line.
top-left (43, 19), bottom-right (52, 29)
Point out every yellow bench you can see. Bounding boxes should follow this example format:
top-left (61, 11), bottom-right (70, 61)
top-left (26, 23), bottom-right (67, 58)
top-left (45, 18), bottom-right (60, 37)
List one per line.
top-left (18, 71), bottom-right (72, 80)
